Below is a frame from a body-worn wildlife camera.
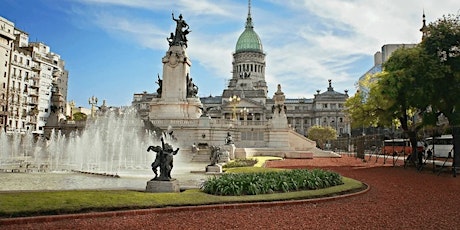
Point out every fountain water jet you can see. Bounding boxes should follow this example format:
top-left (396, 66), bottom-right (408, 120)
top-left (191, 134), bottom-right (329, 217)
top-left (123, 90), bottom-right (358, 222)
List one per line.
top-left (0, 108), bottom-right (167, 175)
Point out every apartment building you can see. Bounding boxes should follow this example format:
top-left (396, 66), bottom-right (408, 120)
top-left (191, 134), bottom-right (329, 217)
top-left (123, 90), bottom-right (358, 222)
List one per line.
top-left (0, 16), bottom-right (68, 134)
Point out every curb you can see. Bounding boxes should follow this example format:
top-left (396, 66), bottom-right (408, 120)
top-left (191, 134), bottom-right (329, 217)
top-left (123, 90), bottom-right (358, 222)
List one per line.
top-left (0, 183), bottom-right (370, 226)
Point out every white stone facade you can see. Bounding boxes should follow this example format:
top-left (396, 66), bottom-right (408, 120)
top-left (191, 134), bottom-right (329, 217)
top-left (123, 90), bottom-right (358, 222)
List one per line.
top-left (0, 16), bottom-right (15, 131)
top-left (0, 16), bottom-right (68, 134)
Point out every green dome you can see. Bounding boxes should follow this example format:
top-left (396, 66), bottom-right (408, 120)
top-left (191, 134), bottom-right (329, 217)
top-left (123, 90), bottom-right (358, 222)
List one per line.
top-left (235, 12), bottom-right (263, 53)
top-left (235, 28), bottom-right (263, 53)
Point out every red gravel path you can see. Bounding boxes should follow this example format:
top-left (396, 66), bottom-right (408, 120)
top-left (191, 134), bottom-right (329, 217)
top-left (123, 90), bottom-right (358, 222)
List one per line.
top-left (3, 155), bottom-right (460, 230)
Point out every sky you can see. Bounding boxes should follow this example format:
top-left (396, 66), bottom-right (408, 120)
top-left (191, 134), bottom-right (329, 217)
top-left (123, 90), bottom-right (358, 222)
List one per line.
top-left (1, 0), bottom-right (459, 107)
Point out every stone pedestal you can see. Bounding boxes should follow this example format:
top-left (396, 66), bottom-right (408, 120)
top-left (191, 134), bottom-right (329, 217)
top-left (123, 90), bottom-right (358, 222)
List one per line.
top-left (206, 164), bottom-right (222, 173)
top-left (222, 144), bottom-right (236, 160)
top-left (146, 179), bottom-right (180, 193)
top-left (149, 44), bottom-right (202, 120)
top-left (219, 150), bottom-right (230, 163)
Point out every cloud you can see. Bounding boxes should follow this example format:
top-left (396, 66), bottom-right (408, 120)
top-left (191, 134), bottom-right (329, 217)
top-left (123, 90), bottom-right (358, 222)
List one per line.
top-left (66, 0), bottom-right (460, 101)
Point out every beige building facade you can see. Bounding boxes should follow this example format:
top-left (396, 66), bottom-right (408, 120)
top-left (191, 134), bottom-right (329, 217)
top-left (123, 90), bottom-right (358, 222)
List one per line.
top-left (0, 16), bottom-right (68, 134)
top-left (0, 16), bottom-right (15, 131)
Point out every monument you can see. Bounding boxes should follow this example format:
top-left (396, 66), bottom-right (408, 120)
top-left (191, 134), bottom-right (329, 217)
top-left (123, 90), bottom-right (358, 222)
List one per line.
top-left (149, 13), bottom-right (202, 120)
top-left (139, 7), bottom-right (336, 161)
top-left (146, 137), bottom-right (181, 193)
top-left (145, 13), bottom-right (199, 193)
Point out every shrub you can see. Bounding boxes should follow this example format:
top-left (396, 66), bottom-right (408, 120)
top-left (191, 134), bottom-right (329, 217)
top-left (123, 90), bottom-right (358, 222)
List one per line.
top-left (222, 158), bottom-right (258, 168)
top-left (201, 169), bottom-right (343, 196)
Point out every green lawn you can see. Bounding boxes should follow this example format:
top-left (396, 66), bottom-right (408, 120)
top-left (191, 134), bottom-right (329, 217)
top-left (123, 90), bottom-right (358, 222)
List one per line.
top-left (0, 177), bottom-right (364, 218)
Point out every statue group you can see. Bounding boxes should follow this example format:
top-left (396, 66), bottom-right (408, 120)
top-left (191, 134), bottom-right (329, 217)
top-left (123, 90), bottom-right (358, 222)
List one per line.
top-left (168, 13), bottom-right (191, 47)
top-left (147, 137), bottom-right (180, 181)
top-left (186, 74), bottom-right (198, 97)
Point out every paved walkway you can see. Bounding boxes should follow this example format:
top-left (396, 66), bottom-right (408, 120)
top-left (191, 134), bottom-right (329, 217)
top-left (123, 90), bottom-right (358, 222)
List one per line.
top-left (2, 157), bottom-right (460, 229)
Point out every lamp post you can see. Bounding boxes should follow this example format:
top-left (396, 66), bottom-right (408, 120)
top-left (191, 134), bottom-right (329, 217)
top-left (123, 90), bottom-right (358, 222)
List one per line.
top-left (228, 95), bottom-right (240, 120)
top-left (69, 100), bottom-right (75, 120)
top-left (88, 96), bottom-right (98, 118)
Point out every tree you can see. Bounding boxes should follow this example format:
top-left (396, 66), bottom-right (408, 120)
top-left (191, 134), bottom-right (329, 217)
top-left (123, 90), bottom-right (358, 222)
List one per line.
top-left (421, 14), bottom-right (460, 171)
top-left (380, 46), bottom-right (443, 164)
top-left (307, 125), bottom-right (337, 149)
top-left (345, 46), bottom-right (440, 165)
top-left (344, 74), bottom-right (384, 129)
top-left (73, 112), bottom-right (87, 121)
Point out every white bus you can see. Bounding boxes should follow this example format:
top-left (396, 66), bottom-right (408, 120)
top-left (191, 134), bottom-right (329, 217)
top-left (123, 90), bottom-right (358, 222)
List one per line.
top-left (425, 135), bottom-right (453, 158)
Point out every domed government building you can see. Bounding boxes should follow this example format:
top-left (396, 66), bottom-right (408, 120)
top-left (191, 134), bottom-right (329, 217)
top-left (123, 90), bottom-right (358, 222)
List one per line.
top-left (133, 1), bottom-right (350, 139)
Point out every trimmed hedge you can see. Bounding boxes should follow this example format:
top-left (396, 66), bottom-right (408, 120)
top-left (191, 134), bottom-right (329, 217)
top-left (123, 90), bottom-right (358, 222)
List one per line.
top-left (222, 158), bottom-right (258, 168)
top-left (201, 169), bottom-right (343, 196)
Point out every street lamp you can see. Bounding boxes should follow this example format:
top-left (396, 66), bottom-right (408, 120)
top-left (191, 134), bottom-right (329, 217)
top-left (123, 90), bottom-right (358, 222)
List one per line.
top-left (88, 96), bottom-right (98, 118)
top-left (69, 100), bottom-right (75, 120)
top-left (228, 95), bottom-right (240, 120)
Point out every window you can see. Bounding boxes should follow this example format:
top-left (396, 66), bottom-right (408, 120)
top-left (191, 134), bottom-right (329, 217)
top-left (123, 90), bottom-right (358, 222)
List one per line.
top-left (323, 104), bottom-right (328, 108)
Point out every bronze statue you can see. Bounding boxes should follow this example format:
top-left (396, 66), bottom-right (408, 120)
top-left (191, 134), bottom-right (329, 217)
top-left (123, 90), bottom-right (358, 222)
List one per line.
top-left (186, 74), bottom-right (198, 97)
top-left (225, 132), bottom-right (234, 145)
top-left (147, 137), bottom-right (179, 181)
top-left (170, 13), bottom-right (191, 47)
top-left (156, 74), bottom-right (162, 97)
top-left (209, 145), bottom-right (221, 166)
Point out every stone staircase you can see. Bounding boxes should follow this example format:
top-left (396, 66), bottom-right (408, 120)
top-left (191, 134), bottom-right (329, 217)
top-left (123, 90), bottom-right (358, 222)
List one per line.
top-left (191, 149), bottom-right (211, 162)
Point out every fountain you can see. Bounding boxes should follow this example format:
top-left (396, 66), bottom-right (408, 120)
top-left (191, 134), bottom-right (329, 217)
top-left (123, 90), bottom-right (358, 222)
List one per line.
top-left (0, 107), bottom-right (208, 191)
top-left (0, 108), bottom-right (156, 174)
top-left (0, 12), bottom-right (333, 192)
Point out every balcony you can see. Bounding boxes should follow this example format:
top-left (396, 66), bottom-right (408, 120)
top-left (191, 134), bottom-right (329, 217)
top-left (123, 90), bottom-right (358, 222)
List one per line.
top-left (28, 89), bottom-right (39, 97)
top-left (28, 99), bottom-right (38, 105)
top-left (0, 29), bottom-right (15, 40)
top-left (27, 118), bottom-right (37, 124)
top-left (29, 82), bottom-right (39, 88)
top-left (31, 64), bottom-right (40, 71)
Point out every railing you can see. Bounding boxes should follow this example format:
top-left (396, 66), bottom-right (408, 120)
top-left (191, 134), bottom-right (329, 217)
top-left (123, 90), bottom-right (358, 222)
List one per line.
top-left (147, 118), bottom-right (270, 129)
top-left (236, 120), bottom-right (268, 127)
top-left (149, 119), bottom-right (200, 127)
